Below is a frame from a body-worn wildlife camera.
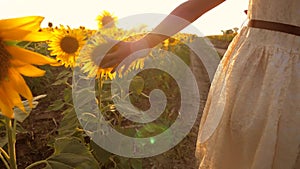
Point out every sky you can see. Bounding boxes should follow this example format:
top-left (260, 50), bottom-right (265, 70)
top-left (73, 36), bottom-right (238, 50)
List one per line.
top-left (1, 0), bottom-right (249, 36)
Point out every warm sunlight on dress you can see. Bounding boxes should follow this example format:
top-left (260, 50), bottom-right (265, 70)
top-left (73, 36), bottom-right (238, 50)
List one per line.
top-left (196, 0), bottom-right (300, 168)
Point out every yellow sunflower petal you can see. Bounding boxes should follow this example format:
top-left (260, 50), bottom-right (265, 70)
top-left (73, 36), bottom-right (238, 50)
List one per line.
top-left (0, 88), bottom-right (14, 118)
top-left (8, 68), bottom-right (33, 105)
top-left (6, 45), bottom-right (57, 65)
top-left (0, 29), bottom-right (29, 40)
top-left (2, 81), bottom-right (25, 112)
top-left (0, 16), bottom-right (44, 32)
top-left (1, 29), bottom-right (51, 41)
top-left (50, 62), bottom-right (63, 67)
top-left (0, 100), bottom-right (14, 118)
top-left (10, 58), bottom-right (28, 66)
top-left (15, 64), bottom-right (46, 77)
top-left (21, 31), bottom-right (51, 42)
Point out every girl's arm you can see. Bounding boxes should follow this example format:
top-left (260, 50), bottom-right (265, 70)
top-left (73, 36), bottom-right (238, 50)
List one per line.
top-left (100, 0), bottom-right (225, 69)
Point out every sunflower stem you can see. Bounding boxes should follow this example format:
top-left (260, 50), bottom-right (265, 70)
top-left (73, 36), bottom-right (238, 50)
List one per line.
top-left (0, 153), bottom-right (10, 169)
top-left (0, 147), bottom-right (9, 161)
top-left (5, 117), bottom-right (17, 169)
top-left (25, 160), bottom-right (47, 169)
top-left (98, 77), bottom-right (104, 109)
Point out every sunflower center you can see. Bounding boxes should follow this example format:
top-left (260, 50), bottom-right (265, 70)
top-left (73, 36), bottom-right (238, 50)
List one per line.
top-left (102, 16), bottom-right (115, 28)
top-left (60, 36), bottom-right (79, 54)
top-left (0, 40), bottom-right (11, 81)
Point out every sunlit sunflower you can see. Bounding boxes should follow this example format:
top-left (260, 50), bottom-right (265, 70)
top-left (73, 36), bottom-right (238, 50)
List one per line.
top-left (96, 10), bottom-right (117, 29)
top-left (161, 33), bottom-right (197, 52)
top-left (78, 30), bottom-right (147, 80)
top-left (162, 37), bottom-right (180, 50)
top-left (79, 32), bottom-right (117, 79)
top-left (86, 29), bottom-right (97, 38)
top-left (48, 25), bottom-right (86, 67)
top-left (0, 16), bottom-right (57, 118)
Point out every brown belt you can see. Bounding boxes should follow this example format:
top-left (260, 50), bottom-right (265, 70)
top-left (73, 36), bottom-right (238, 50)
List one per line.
top-left (248, 19), bottom-right (300, 36)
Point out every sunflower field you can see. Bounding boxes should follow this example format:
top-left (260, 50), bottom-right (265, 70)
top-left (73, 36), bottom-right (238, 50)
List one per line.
top-left (0, 11), bottom-right (234, 169)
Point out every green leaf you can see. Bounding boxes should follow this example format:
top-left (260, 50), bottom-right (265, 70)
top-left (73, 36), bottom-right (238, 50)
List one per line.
top-left (63, 88), bottom-right (72, 103)
top-left (73, 87), bottom-right (96, 109)
top-left (47, 99), bottom-right (65, 111)
top-left (43, 137), bottom-right (99, 169)
top-left (13, 102), bottom-right (34, 123)
top-left (130, 159), bottom-right (142, 169)
top-left (90, 141), bottom-right (112, 164)
top-left (52, 77), bottom-right (69, 86)
top-left (118, 158), bottom-right (131, 169)
top-left (136, 123), bottom-right (168, 138)
top-left (57, 108), bottom-right (82, 138)
top-left (4, 41), bottom-right (20, 46)
top-left (130, 76), bottom-right (144, 95)
top-left (14, 94), bottom-right (47, 122)
top-left (56, 69), bottom-right (72, 80)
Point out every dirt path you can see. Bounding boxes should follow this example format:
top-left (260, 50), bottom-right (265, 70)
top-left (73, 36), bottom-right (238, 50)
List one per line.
top-left (141, 48), bottom-right (212, 169)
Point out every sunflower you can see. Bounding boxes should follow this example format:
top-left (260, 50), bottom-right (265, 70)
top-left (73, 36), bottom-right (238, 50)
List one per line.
top-left (79, 32), bottom-right (117, 79)
top-left (48, 25), bottom-right (86, 67)
top-left (162, 37), bottom-right (179, 50)
top-left (0, 16), bottom-right (57, 118)
top-left (78, 29), bottom-right (147, 80)
top-left (96, 10), bottom-right (117, 29)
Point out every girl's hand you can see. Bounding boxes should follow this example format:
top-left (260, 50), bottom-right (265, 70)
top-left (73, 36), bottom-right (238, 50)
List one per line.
top-left (100, 41), bottom-right (132, 69)
top-left (100, 39), bottom-right (149, 72)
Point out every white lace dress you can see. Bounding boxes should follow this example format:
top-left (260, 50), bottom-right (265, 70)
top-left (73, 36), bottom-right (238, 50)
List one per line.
top-left (196, 0), bottom-right (300, 168)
